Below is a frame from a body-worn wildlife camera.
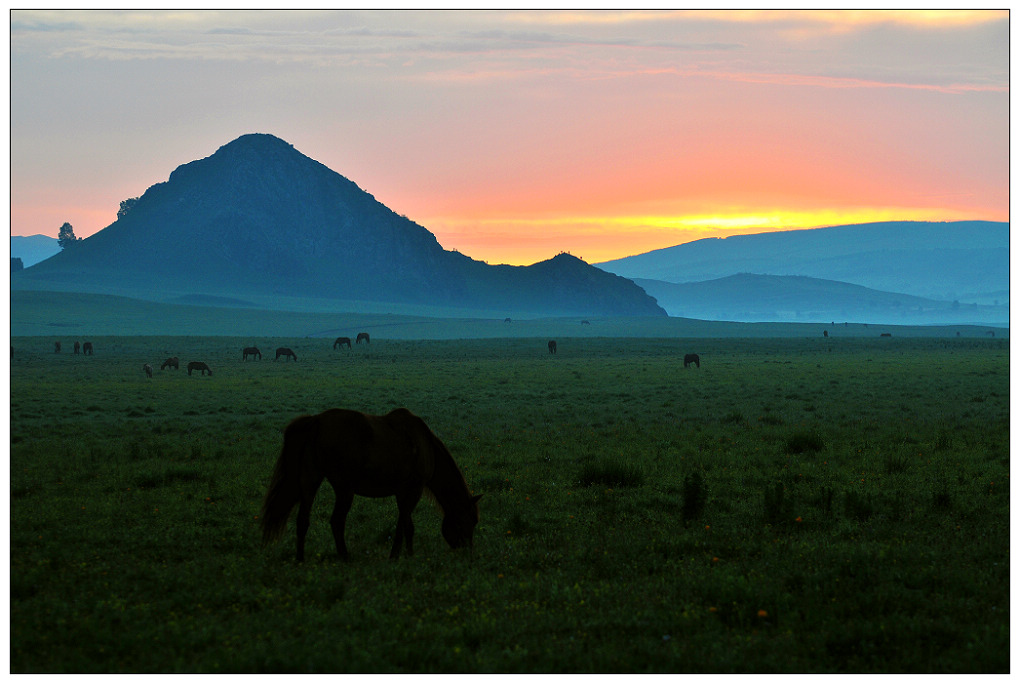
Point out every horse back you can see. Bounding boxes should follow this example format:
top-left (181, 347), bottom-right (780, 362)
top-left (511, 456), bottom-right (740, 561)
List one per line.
top-left (311, 409), bottom-right (435, 496)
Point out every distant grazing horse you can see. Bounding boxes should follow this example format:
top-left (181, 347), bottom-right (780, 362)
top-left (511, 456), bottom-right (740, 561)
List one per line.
top-left (581, 320), bottom-right (591, 326)
top-left (823, 330), bottom-right (828, 338)
top-left (683, 353), bottom-right (700, 368)
top-left (504, 318), bottom-right (512, 323)
top-left (143, 363), bottom-right (153, 378)
top-left (880, 333), bottom-right (892, 338)
top-left (187, 361), bottom-right (212, 376)
top-left (54, 341), bottom-right (61, 353)
top-left (260, 408), bottom-right (482, 562)
top-left (82, 342), bottom-right (94, 355)
top-left (73, 341), bottom-right (81, 354)
top-left (357, 332), bottom-right (370, 345)
top-left (334, 337), bottom-right (352, 350)
top-left (161, 356), bottom-right (179, 370)
top-left (548, 340), bottom-right (557, 354)
top-left (275, 347), bottom-right (297, 361)
top-left (243, 347), bottom-right (262, 361)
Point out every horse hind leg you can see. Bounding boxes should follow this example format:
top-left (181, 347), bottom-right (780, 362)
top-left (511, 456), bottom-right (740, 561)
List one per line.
top-left (294, 478), bottom-right (324, 562)
top-left (390, 510), bottom-right (415, 559)
top-left (329, 487), bottom-right (355, 561)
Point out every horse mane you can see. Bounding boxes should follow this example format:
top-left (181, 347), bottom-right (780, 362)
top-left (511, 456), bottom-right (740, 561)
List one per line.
top-left (422, 431), bottom-right (470, 517)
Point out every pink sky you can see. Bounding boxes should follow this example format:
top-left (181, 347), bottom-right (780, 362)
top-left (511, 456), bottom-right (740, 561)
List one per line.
top-left (10, 10), bottom-right (1009, 266)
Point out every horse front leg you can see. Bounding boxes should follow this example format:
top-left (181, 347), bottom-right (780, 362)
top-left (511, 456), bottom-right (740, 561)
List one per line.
top-left (330, 488), bottom-right (354, 561)
top-left (295, 478), bottom-right (324, 563)
top-left (391, 489), bottom-right (423, 559)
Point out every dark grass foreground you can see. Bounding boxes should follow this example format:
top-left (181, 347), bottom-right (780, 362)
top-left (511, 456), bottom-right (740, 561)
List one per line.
top-left (10, 335), bottom-right (1009, 672)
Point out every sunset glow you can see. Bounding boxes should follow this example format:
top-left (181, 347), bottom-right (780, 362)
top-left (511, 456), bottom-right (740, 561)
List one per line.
top-left (10, 9), bottom-right (1008, 266)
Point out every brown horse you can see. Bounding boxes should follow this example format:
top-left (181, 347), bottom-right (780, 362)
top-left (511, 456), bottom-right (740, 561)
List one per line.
top-left (82, 342), bottom-right (94, 355)
top-left (276, 347), bottom-right (297, 361)
top-left (356, 332), bottom-right (370, 345)
top-left (548, 340), bottom-right (557, 354)
top-left (333, 337), bottom-right (352, 350)
top-left (260, 408), bottom-right (481, 562)
top-left (54, 341), bottom-right (61, 353)
top-left (143, 363), bottom-right (153, 378)
top-left (73, 341), bottom-right (81, 354)
top-left (243, 347), bottom-right (262, 361)
top-left (187, 361), bottom-right (212, 376)
top-left (161, 356), bottom-right (179, 370)
top-left (683, 353), bottom-right (700, 368)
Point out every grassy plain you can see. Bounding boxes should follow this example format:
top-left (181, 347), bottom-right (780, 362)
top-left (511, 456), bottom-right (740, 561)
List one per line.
top-left (9, 332), bottom-right (1010, 672)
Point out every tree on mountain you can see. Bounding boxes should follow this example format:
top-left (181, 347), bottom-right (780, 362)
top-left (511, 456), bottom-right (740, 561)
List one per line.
top-left (118, 197), bottom-right (139, 219)
top-left (57, 222), bottom-right (81, 250)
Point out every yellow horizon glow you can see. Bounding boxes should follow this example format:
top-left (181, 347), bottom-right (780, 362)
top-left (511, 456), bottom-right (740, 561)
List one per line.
top-left (428, 206), bottom-right (1000, 266)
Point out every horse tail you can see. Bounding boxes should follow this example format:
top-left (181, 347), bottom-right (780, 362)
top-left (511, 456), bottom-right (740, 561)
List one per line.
top-left (260, 414), bottom-right (320, 545)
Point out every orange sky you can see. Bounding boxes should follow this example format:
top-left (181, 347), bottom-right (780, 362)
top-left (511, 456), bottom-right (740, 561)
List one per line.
top-left (10, 10), bottom-right (1009, 266)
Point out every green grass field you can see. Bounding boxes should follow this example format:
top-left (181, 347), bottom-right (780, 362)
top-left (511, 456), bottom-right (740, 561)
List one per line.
top-left (9, 331), bottom-right (1010, 672)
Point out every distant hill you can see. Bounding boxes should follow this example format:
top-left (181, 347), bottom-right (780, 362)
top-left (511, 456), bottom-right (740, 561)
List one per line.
top-left (11, 235), bottom-right (60, 267)
top-left (14, 133), bottom-right (664, 318)
top-left (636, 273), bottom-right (1009, 325)
top-left (597, 221), bottom-right (1008, 304)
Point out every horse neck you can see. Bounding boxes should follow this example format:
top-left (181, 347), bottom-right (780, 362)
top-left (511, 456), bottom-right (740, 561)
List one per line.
top-left (425, 442), bottom-right (470, 511)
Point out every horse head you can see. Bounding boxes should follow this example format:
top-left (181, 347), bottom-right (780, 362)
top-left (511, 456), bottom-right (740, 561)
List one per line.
top-left (441, 494), bottom-right (482, 550)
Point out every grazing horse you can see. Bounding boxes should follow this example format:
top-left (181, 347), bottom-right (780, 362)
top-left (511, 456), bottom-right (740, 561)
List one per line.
top-left (581, 320), bottom-right (591, 326)
top-left (683, 353), bottom-right (700, 368)
top-left (356, 332), bottom-right (370, 345)
top-left (54, 341), bottom-right (61, 353)
top-left (187, 361), bottom-right (212, 376)
top-left (82, 342), bottom-right (94, 355)
top-left (504, 318), bottom-right (512, 323)
top-left (823, 330), bottom-right (828, 338)
top-left (73, 341), bottom-right (81, 354)
top-left (548, 340), bottom-right (557, 354)
top-left (880, 333), bottom-right (892, 338)
top-left (243, 347), bottom-right (262, 361)
top-left (161, 356), bottom-right (179, 370)
top-left (260, 408), bottom-right (482, 562)
top-left (333, 337), bottom-right (352, 350)
top-left (275, 347), bottom-right (297, 361)
top-left (143, 363), bottom-right (153, 378)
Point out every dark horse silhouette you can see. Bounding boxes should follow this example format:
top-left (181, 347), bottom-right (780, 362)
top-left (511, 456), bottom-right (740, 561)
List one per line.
top-left (187, 361), bottom-right (212, 376)
top-left (73, 341), bottom-right (81, 354)
top-left (683, 353), bottom-right (700, 368)
top-left (548, 340), bottom-right (557, 354)
top-left (143, 363), bottom-right (153, 378)
top-left (275, 347), bottom-right (297, 361)
top-left (243, 347), bottom-right (262, 361)
top-left (82, 342), bottom-right (94, 355)
top-left (334, 337), bottom-right (352, 350)
top-left (54, 341), bottom-right (61, 353)
top-left (356, 332), bottom-right (370, 345)
top-left (161, 356), bottom-right (179, 370)
top-left (260, 408), bottom-right (481, 562)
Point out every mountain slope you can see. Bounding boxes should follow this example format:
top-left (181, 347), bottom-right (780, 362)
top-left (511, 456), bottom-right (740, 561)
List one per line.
top-left (635, 273), bottom-right (1008, 325)
top-left (597, 221), bottom-right (1008, 303)
top-left (11, 235), bottom-right (60, 267)
top-left (18, 134), bottom-right (664, 317)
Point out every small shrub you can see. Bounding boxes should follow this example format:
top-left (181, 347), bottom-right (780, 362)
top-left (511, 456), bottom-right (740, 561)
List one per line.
top-left (931, 480), bottom-right (953, 511)
top-left (762, 481), bottom-right (789, 525)
top-left (720, 410), bottom-right (743, 425)
top-left (843, 489), bottom-right (874, 521)
top-left (786, 429), bottom-right (825, 454)
top-left (681, 470), bottom-right (707, 521)
top-left (578, 458), bottom-right (644, 488)
top-left (883, 452), bottom-right (909, 475)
